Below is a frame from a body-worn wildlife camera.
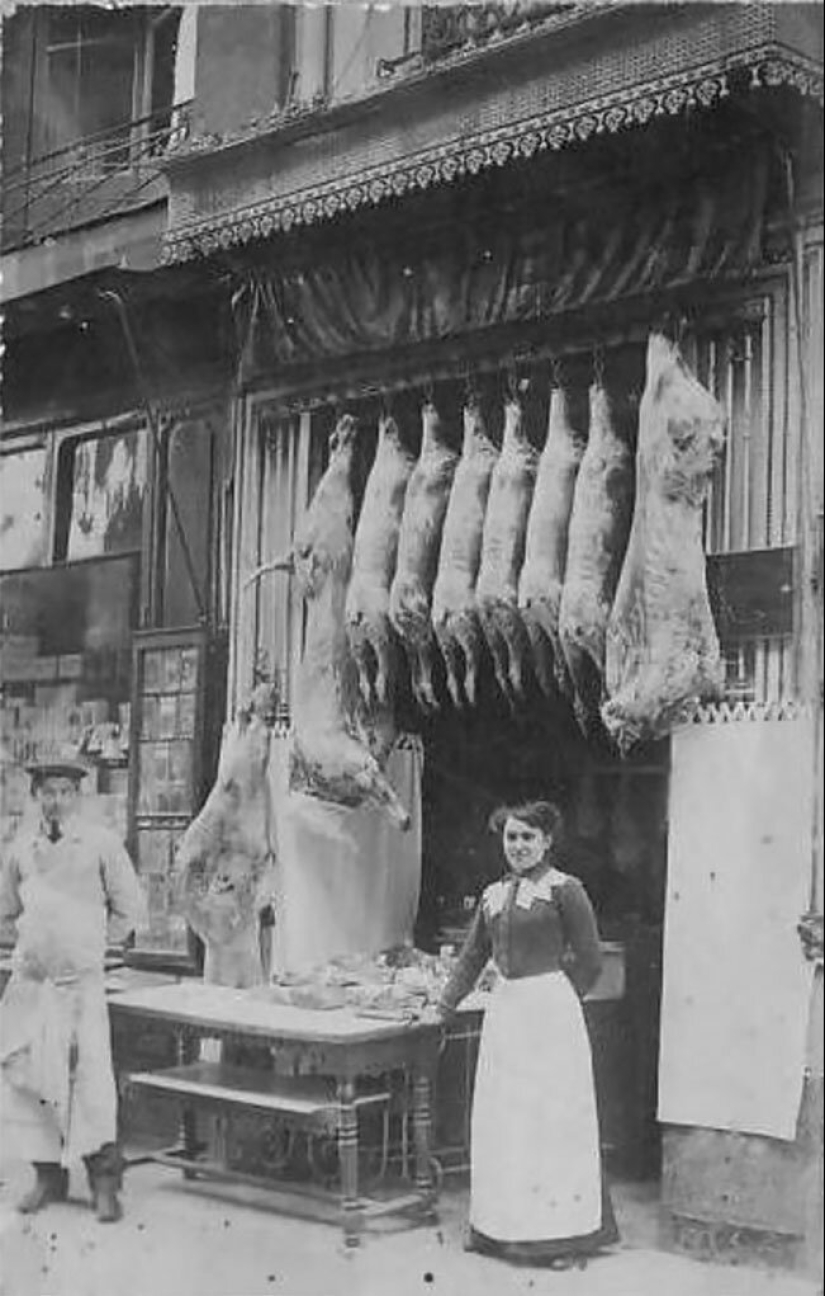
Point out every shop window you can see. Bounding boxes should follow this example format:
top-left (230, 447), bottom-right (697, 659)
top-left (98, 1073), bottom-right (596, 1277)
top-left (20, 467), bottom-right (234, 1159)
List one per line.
top-left (686, 288), bottom-right (793, 556)
top-left (685, 287), bottom-right (796, 704)
top-left (53, 426), bottom-right (148, 564)
top-left (161, 418), bottom-right (213, 629)
top-left (0, 555), bottom-right (138, 846)
top-left (0, 447), bottom-right (49, 572)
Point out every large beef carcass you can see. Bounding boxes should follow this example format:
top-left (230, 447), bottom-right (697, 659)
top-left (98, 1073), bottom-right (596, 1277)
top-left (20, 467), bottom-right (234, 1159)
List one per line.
top-left (345, 414), bottom-right (415, 708)
top-left (475, 394), bottom-right (538, 704)
top-left (388, 402), bottom-right (458, 712)
top-left (431, 399), bottom-right (499, 708)
top-left (173, 700), bottom-right (275, 988)
top-left (518, 386), bottom-right (586, 699)
top-left (289, 415), bottom-right (410, 826)
top-left (601, 333), bottom-right (726, 752)
top-left (559, 379), bottom-right (635, 732)
top-left (249, 416), bottom-right (410, 828)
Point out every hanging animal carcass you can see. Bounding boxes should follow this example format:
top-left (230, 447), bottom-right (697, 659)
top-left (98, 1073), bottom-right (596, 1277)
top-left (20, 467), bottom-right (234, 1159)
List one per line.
top-left (559, 378), bottom-right (635, 732)
top-left (256, 415), bottom-right (411, 828)
top-left (431, 399), bottom-right (499, 708)
top-left (601, 332), bottom-right (726, 752)
top-left (389, 401), bottom-right (458, 712)
top-left (173, 700), bottom-right (276, 988)
top-left (518, 385), bottom-right (586, 699)
top-left (475, 393), bottom-right (538, 705)
top-left (345, 413), bottom-right (415, 708)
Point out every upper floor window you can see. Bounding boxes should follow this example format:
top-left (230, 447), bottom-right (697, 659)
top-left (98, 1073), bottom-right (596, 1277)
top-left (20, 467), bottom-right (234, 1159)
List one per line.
top-left (42, 9), bottom-right (137, 162)
top-left (1, 7), bottom-right (183, 249)
top-left (37, 7), bottom-right (180, 166)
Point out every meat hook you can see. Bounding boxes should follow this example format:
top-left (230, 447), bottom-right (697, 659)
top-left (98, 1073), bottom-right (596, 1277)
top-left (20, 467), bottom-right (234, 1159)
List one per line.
top-left (462, 364), bottom-right (478, 404)
top-left (243, 553), bottom-right (295, 588)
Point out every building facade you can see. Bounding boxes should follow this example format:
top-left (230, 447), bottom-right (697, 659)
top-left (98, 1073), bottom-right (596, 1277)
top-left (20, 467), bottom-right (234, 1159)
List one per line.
top-left (2, 2), bottom-right (822, 1278)
top-left (1, 5), bottom-right (231, 966)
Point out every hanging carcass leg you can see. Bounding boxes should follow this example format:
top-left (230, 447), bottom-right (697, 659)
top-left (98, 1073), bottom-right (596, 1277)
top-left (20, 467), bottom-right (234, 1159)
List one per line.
top-left (346, 413), bottom-right (414, 708)
top-left (432, 398), bottom-right (498, 709)
top-left (476, 392), bottom-right (538, 706)
top-left (389, 400), bottom-right (458, 713)
top-left (518, 384), bottom-right (586, 700)
top-left (173, 700), bottom-right (276, 989)
top-left (559, 378), bottom-right (635, 734)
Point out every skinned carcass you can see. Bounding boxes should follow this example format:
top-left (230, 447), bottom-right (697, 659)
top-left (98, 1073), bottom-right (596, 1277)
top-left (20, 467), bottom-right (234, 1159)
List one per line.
top-left (559, 380), bottom-right (635, 732)
top-left (173, 703), bottom-right (275, 988)
top-left (388, 402), bottom-right (459, 712)
top-left (475, 394), bottom-right (539, 705)
top-left (262, 415), bottom-right (411, 828)
top-left (431, 399), bottom-right (499, 708)
top-left (601, 333), bottom-right (726, 752)
top-left (518, 386), bottom-right (586, 699)
top-left (345, 414), bottom-right (415, 708)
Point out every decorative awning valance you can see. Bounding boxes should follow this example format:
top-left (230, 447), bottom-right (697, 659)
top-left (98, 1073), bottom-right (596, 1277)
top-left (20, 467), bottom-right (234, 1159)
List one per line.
top-left (162, 3), bottom-right (823, 265)
top-left (233, 133), bottom-right (774, 383)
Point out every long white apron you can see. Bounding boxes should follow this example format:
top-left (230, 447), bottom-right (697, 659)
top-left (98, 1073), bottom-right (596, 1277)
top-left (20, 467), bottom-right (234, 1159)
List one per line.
top-left (0, 874), bottom-right (118, 1166)
top-left (471, 970), bottom-right (602, 1243)
top-left (0, 972), bottom-right (117, 1166)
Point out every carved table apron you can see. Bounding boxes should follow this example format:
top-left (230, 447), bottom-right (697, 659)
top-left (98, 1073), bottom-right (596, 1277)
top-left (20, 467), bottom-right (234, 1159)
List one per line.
top-left (109, 982), bottom-right (441, 1245)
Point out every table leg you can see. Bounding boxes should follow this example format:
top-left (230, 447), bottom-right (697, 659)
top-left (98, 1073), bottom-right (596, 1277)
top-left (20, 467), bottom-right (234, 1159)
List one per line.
top-left (337, 1079), bottom-right (361, 1248)
top-left (412, 1071), bottom-right (436, 1207)
top-left (178, 1030), bottom-right (199, 1178)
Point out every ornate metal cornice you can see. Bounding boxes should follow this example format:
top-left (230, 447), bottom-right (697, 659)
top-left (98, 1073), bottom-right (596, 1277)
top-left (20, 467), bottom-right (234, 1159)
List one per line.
top-left (163, 16), bottom-right (823, 266)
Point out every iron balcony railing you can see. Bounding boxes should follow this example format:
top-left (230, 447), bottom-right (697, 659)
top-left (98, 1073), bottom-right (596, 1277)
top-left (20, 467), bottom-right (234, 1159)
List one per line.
top-left (377, 1), bottom-right (578, 79)
top-left (419, 2), bottom-right (576, 62)
top-left (1, 101), bottom-right (192, 253)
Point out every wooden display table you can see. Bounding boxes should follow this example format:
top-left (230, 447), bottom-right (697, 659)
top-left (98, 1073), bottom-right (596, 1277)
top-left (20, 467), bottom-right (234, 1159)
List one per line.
top-left (108, 982), bottom-right (442, 1246)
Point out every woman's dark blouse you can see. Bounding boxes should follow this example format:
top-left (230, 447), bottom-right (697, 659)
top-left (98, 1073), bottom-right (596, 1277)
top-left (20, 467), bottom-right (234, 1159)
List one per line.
top-left (439, 863), bottom-right (603, 1012)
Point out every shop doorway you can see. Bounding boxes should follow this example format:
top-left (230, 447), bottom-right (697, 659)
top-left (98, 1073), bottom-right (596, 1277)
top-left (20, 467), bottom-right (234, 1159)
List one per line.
top-left (412, 672), bottom-right (669, 1197)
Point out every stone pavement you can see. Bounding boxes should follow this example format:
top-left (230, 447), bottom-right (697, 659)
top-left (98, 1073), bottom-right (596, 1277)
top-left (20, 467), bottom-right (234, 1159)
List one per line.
top-left (0, 1160), bottom-right (819, 1296)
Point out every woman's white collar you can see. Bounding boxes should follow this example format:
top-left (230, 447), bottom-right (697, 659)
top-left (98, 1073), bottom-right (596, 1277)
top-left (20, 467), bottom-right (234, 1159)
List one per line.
top-left (484, 868), bottom-right (567, 916)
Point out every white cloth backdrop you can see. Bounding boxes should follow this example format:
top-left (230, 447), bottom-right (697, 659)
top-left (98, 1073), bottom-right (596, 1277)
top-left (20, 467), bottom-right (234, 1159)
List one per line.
top-left (268, 734), bottom-right (423, 975)
top-left (658, 715), bottom-right (816, 1141)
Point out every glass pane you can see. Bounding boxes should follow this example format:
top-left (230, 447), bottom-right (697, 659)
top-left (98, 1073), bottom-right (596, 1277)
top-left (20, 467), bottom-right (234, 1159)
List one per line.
top-left (47, 10), bottom-right (82, 49)
top-left (43, 46), bottom-right (81, 150)
top-left (44, 10), bottom-right (136, 160)
top-left (79, 35), bottom-right (134, 155)
top-left (63, 429), bottom-right (147, 562)
top-left (134, 825), bottom-right (189, 955)
top-left (0, 449), bottom-right (49, 571)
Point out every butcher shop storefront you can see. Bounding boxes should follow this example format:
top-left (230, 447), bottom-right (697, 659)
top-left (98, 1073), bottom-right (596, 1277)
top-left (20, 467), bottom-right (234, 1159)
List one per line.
top-left (151, 5), bottom-right (823, 1273)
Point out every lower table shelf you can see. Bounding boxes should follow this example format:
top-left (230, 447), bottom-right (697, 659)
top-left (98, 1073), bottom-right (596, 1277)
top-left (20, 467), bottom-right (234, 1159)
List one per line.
top-left (126, 1062), bottom-right (390, 1130)
top-left (123, 1060), bottom-right (437, 1245)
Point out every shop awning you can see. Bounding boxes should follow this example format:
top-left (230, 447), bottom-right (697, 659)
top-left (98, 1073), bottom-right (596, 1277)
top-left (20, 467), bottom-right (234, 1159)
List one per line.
top-left (162, 2), bottom-right (823, 265)
top-left (233, 125), bottom-right (775, 382)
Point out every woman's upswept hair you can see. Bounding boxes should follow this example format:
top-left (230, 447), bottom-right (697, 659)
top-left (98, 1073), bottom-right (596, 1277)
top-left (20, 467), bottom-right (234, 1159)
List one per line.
top-left (488, 799), bottom-right (564, 844)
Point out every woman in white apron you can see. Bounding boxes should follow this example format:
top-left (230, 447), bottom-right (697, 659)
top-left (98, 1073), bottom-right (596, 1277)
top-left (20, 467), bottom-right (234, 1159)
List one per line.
top-left (437, 799), bottom-right (618, 1269)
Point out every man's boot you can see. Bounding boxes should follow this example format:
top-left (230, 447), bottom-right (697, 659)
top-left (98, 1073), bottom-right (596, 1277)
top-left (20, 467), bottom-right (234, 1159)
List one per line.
top-left (16, 1162), bottom-right (69, 1214)
top-left (84, 1143), bottom-right (124, 1223)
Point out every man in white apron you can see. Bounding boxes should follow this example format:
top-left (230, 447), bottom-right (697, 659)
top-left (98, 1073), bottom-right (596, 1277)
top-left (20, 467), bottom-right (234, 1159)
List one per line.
top-left (0, 754), bottom-right (144, 1222)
